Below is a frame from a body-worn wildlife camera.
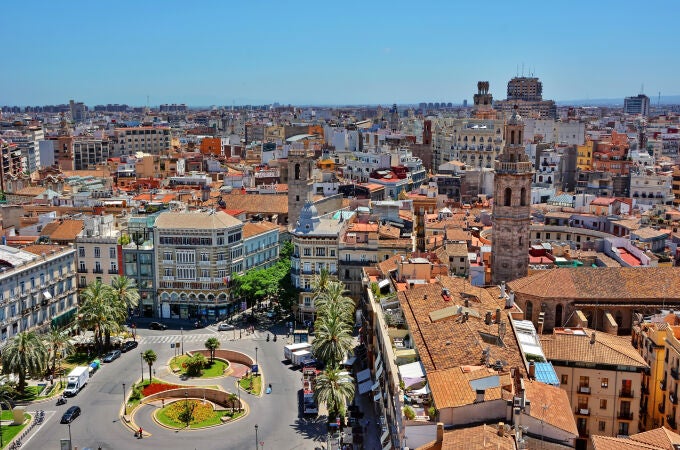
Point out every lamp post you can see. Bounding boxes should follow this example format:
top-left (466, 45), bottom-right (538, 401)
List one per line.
top-left (255, 347), bottom-right (258, 366)
top-left (185, 391), bottom-right (190, 428)
top-left (68, 422), bottom-right (73, 450)
top-left (140, 352), bottom-right (145, 383)
top-left (254, 424), bottom-right (259, 450)
top-left (122, 383), bottom-right (126, 415)
top-left (181, 327), bottom-right (184, 354)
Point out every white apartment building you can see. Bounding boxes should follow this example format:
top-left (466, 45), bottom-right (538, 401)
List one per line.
top-left (630, 167), bottom-right (674, 207)
top-left (436, 117), bottom-right (505, 170)
top-left (75, 215), bottom-right (121, 289)
top-left (73, 138), bottom-right (111, 170)
top-left (242, 221), bottom-right (280, 272)
top-left (154, 211), bottom-right (244, 320)
top-left (0, 244), bottom-right (77, 344)
top-left (524, 119), bottom-right (585, 146)
top-left (112, 127), bottom-right (171, 157)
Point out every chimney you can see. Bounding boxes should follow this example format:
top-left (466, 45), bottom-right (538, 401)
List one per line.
top-left (506, 292), bottom-right (515, 309)
top-left (513, 407), bottom-right (521, 439)
top-left (500, 281), bottom-right (506, 298)
top-left (497, 422), bottom-right (505, 437)
top-left (528, 361), bottom-right (536, 380)
top-left (496, 308), bottom-right (502, 324)
top-left (485, 311), bottom-right (492, 325)
top-left (590, 331), bottom-right (596, 345)
top-left (464, 311), bottom-right (469, 322)
top-left (464, 298), bottom-right (469, 307)
top-left (475, 389), bottom-right (485, 403)
top-left (436, 422), bottom-right (444, 443)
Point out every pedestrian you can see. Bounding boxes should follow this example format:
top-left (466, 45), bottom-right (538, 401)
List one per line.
top-left (138, 427), bottom-right (143, 439)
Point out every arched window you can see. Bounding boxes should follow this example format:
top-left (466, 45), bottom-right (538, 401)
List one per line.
top-left (519, 236), bottom-right (523, 247)
top-left (294, 163), bottom-right (300, 180)
top-left (511, 130), bottom-right (515, 144)
top-left (525, 301), bottom-right (533, 321)
top-left (518, 131), bottom-right (522, 143)
top-left (520, 187), bottom-right (527, 206)
top-left (555, 304), bottom-right (563, 327)
top-left (504, 187), bottom-right (512, 206)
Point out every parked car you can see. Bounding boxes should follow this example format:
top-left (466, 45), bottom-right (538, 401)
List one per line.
top-left (217, 323), bottom-right (235, 331)
top-left (149, 322), bottom-right (167, 330)
top-left (121, 340), bottom-right (138, 352)
top-left (102, 350), bottom-right (121, 363)
top-left (61, 406), bottom-right (81, 424)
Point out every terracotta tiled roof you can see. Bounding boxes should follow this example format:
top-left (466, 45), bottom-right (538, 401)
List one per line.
top-left (377, 255), bottom-right (401, 276)
top-left (398, 277), bottom-right (527, 375)
top-left (49, 220), bottom-right (84, 242)
top-left (21, 244), bottom-right (66, 256)
top-left (39, 222), bottom-right (61, 237)
top-left (155, 211), bottom-right (241, 230)
top-left (540, 328), bottom-right (648, 368)
top-left (242, 221), bottom-right (278, 239)
top-left (592, 435), bottom-right (664, 450)
top-left (220, 193), bottom-right (287, 214)
top-left (427, 366), bottom-right (513, 409)
top-left (418, 424), bottom-right (517, 450)
top-left (629, 427), bottom-right (680, 449)
top-left (508, 267), bottom-right (680, 301)
top-left (523, 380), bottom-right (578, 435)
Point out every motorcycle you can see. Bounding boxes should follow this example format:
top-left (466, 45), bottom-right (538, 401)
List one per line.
top-left (56, 396), bottom-right (67, 406)
top-left (266, 334), bottom-right (270, 342)
top-left (273, 334), bottom-right (277, 342)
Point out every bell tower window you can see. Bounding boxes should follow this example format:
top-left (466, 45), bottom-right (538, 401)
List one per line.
top-left (504, 187), bottom-right (512, 206)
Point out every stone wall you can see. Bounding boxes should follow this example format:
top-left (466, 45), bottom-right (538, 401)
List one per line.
top-left (189, 349), bottom-right (253, 367)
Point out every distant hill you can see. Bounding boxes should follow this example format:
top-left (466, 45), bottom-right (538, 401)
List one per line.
top-left (557, 95), bottom-right (680, 107)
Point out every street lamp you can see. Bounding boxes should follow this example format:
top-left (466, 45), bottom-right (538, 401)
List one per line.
top-left (68, 422), bottom-right (73, 450)
top-left (122, 383), bottom-right (126, 415)
top-left (185, 391), bottom-right (190, 429)
top-left (255, 347), bottom-right (258, 366)
top-left (181, 327), bottom-right (184, 354)
top-left (254, 424), bottom-right (259, 450)
top-left (140, 352), bottom-right (144, 383)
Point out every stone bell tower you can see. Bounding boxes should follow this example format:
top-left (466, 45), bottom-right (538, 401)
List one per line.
top-left (491, 106), bottom-right (533, 284)
top-left (287, 148), bottom-right (314, 227)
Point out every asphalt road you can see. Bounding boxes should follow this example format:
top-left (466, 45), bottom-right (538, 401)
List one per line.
top-left (22, 321), bottom-right (327, 450)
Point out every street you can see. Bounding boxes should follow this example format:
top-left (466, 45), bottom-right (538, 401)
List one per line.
top-left (22, 319), bottom-right (327, 450)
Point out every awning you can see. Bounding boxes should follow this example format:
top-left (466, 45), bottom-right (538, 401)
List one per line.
top-left (357, 368), bottom-right (371, 383)
top-left (358, 380), bottom-right (373, 395)
top-left (383, 443), bottom-right (391, 450)
top-left (398, 361), bottom-right (425, 388)
top-left (371, 381), bottom-right (380, 391)
top-left (378, 279), bottom-right (390, 288)
top-left (411, 383), bottom-right (430, 395)
top-left (376, 363), bottom-right (384, 379)
top-left (380, 429), bottom-right (390, 443)
top-left (42, 290), bottom-right (52, 300)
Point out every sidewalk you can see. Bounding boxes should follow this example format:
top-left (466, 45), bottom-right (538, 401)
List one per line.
top-left (354, 390), bottom-right (383, 450)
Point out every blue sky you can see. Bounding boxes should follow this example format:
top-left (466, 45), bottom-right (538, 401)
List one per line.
top-left (1, 1), bottom-right (678, 106)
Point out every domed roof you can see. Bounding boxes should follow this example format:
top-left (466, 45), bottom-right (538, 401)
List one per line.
top-left (299, 201), bottom-right (318, 220)
top-left (507, 105), bottom-right (523, 125)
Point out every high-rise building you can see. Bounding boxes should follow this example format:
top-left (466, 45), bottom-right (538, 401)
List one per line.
top-left (73, 138), bottom-right (111, 170)
top-left (495, 77), bottom-right (557, 119)
top-left (491, 106), bottom-right (533, 284)
top-left (624, 94), bottom-right (650, 116)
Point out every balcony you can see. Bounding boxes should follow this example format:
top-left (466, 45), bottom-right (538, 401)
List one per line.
top-left (108, 269), bottom-right (119, 274)
top-left (671, 392), bottom-right (678, 405)
top-left (659, 402), bottom-right (666, 413)
top-left (92, 268), bottom-right (103, 274)
top-left (672, 367), bottom-right (680, 380)
top-left (619, 389), bottom-right (634, 398)
top-left (578, 386), bottom-right (591, 395)
top-left (661, 380), bottom-right (667, 391)
top-left (77, 267), bottom-right (88, 274)
top-left (77, 283), bottom-right (87, 289)
top-left (618, 411), bottom-right (634, 420)
top-left (577, 427), bottom-right (589, 438)
top-left (575, 408), bottom-right (590, 416)
top-left (667, 415), bottom-right (677, 429)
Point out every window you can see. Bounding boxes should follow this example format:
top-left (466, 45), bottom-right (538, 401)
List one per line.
top-left (78, 247), bottom-right (85, 257)
top-left (303, 248), bottom-right (311, 257)
top-left (524, 301), bottom-right (533, 321)
top-left (94, 247), bottom-right (101, 258)
top-left (580, 376), bottom-right (590, 388)
top-left (177, 267), bottom-right (195, 280)
top-left (561, 374), bottom-right (568, 385)
top-left (316, 247), bottom-right (326, 257)
top-left (110, 262), bottom-right (117, 272)
top-left (601, 378), bottom-right (608, 388)
top-left (600, 399), bottom-right (607, 409)
top-left (109, 247), bottom-right (116, 258)
top-left (164, 268), bottom-right (172, 277)
top-left (598, 421), bottom-right (606, 432)
top-left (176, 250), bottom-right (195, 264)
top-left (618, 422), bottom-right (629, 436)
top-left (330, 249), bottom-right (336, 257)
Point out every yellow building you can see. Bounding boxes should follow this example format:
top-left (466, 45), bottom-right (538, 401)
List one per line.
top-left (577, 140), bottom-right (594, 170)
top-left (632, 321), bottom-right (668, 431)
top-left (661, 325), bottom-right (680, 435)
top-left (541, 328), bottom-right (648, 450)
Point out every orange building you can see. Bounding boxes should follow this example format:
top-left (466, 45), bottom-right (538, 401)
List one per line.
top-left (591, 131), bottom-right (632, 175)
top-left (200, 137), bottom-right (222, 156)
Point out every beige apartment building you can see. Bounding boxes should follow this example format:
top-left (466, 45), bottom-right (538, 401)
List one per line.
top-left (541, 327), bottom-right (648, 450)
top-left (113, 127), bottom-right (171, 157)
top-left (75, 215), bottom-right (121, 289)
top-left (660, 324), bottom-right (680, 435)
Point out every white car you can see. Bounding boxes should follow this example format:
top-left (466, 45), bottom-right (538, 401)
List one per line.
top-left (218, 323), bottom-right (235, 331)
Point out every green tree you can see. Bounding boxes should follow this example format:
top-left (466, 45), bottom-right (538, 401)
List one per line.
top-left (109, 276), bottom-right (140, 312)
top-left (78, 280), bottom-right (124, 352)
top-left (311, 268), bottom-right (334, 297)
top-left (143, 349), bottom-right (157, 381)
top-left (311, 312), bottom-right (353, 368)
top-left (314, 368), bottom-right (355, 420)
top-left (204, 337), bottom-right (220, 363)
top-left (228, 392), bottom-right (239, 413)
top-left (43, 329), bottom-right (74, 376)
top-left (1, 331), bottom-right (48, 393)
top-left (314, 281), bottom-right (355, 325)
top-left (185, 353), bottom-right (207, 376)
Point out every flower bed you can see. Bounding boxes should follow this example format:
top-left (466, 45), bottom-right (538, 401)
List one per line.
top-left (142, 382), bottom-right (183, 397)
top-left (156, 399), bottom-right (233, 429)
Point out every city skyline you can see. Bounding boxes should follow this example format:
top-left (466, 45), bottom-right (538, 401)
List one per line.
top-left (2, 0), bottom-right (678, 106)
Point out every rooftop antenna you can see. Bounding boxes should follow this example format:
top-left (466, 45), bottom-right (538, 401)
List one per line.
top-left (522, 62), bottom-right (524, 77)
top-left (658, 92), bottom-right (661, 107)
top-left (640, 83), bottom-right (644, 95)
top-left (516, 64), bottom-right (519, 77)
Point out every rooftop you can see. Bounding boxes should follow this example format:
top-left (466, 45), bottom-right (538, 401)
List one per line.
top-left (155, 211), bottom-right (242, 230)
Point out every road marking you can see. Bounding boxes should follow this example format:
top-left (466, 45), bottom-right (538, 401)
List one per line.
top-left (20, 410), bottom-right (54, 448)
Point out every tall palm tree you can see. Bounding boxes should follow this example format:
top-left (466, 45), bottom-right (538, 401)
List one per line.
top-left (314, 281), bottom-right (355, 325)
top-left (78, 280), bottom-right (125, 352)
top-left (109, 276), bottom-right (140, 314)
top-left (204, 337), bottom-right (220, 363)
top-left (311, 312), bottom-right (353, 368)
top-left (228, 392), bottom-right (239, 413)
top-left (314, 368), bottom-right (355, 420)
top-left (43, 329), bottom-right (74, 376)
top-left (1, 332), bottom-right (48, 393)
top-left (143, 349), bottom-right (157, 382)
top-left (311, 268), bottom-right (333, 297)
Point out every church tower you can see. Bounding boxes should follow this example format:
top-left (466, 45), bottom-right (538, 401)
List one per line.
top-left (287, 148), bottom-right (315, 228)
top-left (491, 106), bottom-right (533, 284)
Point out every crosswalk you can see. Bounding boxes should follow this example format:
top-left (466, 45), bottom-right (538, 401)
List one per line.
top-left (139, 331), bottom-right (260, 344)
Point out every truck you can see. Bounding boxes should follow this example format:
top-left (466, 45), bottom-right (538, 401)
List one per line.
top-left (63, 366), bottom-right (89, 397)
top-left (284, 343), bottom-right (312, 361)
top-left (291, 349), bottom-right (315, 367)
top-left (302, 367), bottom-right (318, 415)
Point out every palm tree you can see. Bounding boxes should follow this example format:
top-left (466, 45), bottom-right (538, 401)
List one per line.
top-left (143, 349), bottom-right (157, 382)
top-left (314, 367), bottom-right (355, 420)
top-left (1, 332), bottom-right (48, 393)
top-left (227, 392), bottom-right (239, 413)
top-left (311, 268), bottom-right (333, 298)
top-left (43, 329), bottom-right (74, 376)
top-left (204, 337), bottom-right (220, 363)
top-left (109, 276), bottom-right (140, 314)
top-left (311, 312), bottom-right (353, 368)
top-left (78, 280), bottom-right (125, 352)
top-left (314, 281), bottom-right (355, 325)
